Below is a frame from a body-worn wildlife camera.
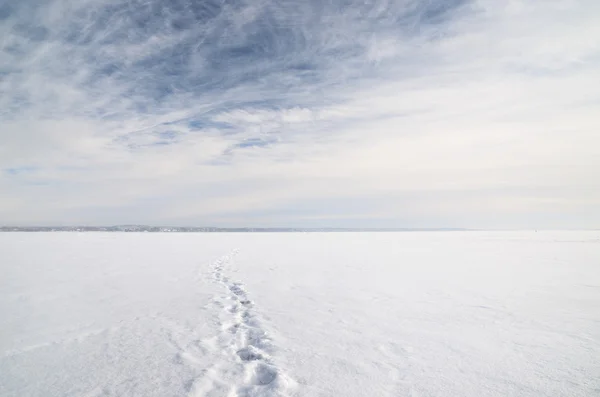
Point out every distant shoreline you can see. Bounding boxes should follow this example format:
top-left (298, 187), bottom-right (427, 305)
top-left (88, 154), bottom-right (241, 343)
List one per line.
top-left (0, 226), bottom-right (470, 233)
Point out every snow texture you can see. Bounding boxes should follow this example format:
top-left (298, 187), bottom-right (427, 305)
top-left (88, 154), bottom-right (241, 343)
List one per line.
top-left (1, 232), bottom-right (599, 396)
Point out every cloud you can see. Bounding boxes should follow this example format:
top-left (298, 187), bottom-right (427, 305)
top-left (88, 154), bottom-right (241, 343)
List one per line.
top-left (1, 0), bottom-right (599, 228)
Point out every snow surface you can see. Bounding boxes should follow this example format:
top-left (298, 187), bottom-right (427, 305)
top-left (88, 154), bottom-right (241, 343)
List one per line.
top-left (1, 231), bottom-right (599, 397)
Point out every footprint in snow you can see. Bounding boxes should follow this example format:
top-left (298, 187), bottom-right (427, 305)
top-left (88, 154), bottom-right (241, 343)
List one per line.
top-left (237, 347), bottom-right (263, 362)
top-left (253, 363), bottom-right (278, 385)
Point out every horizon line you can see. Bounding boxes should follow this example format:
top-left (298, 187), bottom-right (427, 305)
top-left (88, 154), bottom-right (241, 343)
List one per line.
top-left (1, 225), bottom-right (599, 232)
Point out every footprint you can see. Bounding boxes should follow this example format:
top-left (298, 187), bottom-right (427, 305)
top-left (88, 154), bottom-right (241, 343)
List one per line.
top-left (244, 327), bottom-right (271, 349)
top-left (230, 283), bottom-right (246, 297)
top-left (241, 311), bottom-right (260, 327)
top-left (237, 347), bottom-right (263, 362)
top-left (253, 363), bottom-right (278, 385)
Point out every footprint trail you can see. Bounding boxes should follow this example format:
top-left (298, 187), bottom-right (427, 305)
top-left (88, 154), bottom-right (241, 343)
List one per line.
top-left (187, 250), bottom-right (295, 397)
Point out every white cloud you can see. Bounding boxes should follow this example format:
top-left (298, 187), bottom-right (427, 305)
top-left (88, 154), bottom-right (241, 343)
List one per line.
top-left (0, 0), bottom-right (599, 228)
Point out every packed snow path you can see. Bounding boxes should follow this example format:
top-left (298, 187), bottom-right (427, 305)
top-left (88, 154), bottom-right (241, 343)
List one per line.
top-left (183, 250), bottom-right (295, 397)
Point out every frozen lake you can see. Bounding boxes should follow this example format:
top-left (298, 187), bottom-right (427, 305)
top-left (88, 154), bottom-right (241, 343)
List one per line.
top-left (1, 232), bottom-right (599, 397)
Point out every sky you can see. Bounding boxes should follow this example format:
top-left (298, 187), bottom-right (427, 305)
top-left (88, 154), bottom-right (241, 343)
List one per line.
top-left (1, 0), bottom-right (599, 229)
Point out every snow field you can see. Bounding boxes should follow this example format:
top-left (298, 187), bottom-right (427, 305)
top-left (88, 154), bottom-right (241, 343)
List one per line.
top-left (1, 231), bottom-right (599, 397)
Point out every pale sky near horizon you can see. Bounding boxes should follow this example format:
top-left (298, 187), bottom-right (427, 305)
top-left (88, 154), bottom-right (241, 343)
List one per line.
top-left (1, 0), bottom-right (599, 228)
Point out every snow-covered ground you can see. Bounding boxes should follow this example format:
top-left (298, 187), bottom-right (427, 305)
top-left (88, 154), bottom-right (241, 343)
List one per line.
top-left (1, 232), bottom-right (599, 397)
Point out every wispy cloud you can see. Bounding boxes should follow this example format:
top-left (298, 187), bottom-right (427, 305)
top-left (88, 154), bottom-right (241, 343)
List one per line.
top-left (1, 0), bottom-right (599, 228)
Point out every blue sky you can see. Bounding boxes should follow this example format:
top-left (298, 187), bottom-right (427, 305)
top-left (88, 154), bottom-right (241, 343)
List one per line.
top-left (1, 0), bottom-right (599, 228)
